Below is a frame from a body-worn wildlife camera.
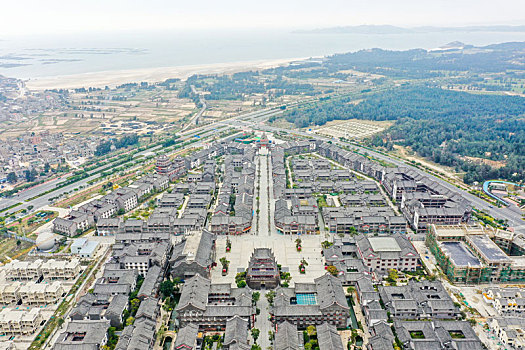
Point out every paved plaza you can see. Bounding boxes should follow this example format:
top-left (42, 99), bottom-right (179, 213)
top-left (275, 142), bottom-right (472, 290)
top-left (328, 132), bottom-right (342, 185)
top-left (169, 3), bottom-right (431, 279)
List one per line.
top-left (211, 148), bottom-right (326, 286)
top-left (211, 233), bottom-right (325, 285)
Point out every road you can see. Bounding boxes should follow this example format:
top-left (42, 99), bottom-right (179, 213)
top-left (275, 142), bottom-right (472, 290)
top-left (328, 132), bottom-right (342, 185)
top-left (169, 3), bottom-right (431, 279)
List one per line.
top-left (257, 149), bottom-right (271, 237)
top-left (0, 107), bottom-right (285, 217)
top-left (180, 85), bottom-right (207, 132)
top-left (254, 293), bottom-right (271, 349)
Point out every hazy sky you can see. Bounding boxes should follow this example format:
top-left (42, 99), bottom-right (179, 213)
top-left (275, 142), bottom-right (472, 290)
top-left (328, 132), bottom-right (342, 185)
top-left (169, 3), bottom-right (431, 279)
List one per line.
top-left (2, 0), bottom-right (524, 36)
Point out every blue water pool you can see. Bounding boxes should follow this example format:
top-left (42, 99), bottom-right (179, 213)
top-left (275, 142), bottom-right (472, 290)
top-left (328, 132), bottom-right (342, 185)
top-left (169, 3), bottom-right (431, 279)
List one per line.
top-left (296, 293), bottom-right (317, 305)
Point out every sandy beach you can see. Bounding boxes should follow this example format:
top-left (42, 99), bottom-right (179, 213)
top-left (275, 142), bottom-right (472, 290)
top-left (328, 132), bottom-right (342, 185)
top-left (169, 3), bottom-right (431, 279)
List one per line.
top-left (24, 57), bottom-right (303, 90)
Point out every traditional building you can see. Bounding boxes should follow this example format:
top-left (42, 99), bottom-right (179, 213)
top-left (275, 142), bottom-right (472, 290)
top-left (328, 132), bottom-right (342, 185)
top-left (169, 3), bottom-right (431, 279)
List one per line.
top-left (356, 234), bottom-right (419, 273)
top-left (176, 274), bottom-right (255, 331)
top-left (271, 274), bottom-right (350, 329)
top-left (246, 248), bottom-right (280, 289)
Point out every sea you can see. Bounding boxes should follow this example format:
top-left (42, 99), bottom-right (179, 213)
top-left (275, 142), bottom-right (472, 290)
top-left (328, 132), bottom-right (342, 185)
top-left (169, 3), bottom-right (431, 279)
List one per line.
top-left (1, 28), bottom-right (525, 79)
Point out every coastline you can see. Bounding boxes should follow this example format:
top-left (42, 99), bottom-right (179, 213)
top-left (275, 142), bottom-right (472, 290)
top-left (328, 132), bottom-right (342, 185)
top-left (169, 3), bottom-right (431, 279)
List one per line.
top-left (24, 57), bottom-right (304, 90)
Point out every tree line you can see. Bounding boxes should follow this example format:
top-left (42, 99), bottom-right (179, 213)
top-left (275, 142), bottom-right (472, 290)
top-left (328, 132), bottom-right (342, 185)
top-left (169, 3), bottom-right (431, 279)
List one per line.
top-left (283, 86), bottom-right (524, 183)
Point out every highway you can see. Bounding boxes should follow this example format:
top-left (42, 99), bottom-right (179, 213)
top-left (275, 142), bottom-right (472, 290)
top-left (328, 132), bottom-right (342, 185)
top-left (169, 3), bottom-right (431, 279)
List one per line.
top-left (5, 93), bottom-right (521, 235)
top-left (0, 107), bottom-right (285, 217)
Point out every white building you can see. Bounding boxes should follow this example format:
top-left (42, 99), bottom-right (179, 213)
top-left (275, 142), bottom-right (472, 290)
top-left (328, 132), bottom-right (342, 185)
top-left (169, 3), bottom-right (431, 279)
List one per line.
top-left (18, 281), bottom-right (64, 305)
top-left (40, 259), bottom-right (81, 280)
top-left (0, 308), bottom-right (42, 336)
top-left (71, 238), bottom-right (100, 258)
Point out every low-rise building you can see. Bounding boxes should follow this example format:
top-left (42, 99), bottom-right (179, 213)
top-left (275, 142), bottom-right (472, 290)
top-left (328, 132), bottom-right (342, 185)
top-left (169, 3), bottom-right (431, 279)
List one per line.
top-left (274, 321), bottom-right (303, 350)
top-left (0, 282), bottom-right (21, 304)
top-left (176, 274), bottom-right (255, 331)
top-left (223, 315), bottom-right (250, 350)
top-left (53, 320), bottom-right (110, 350)
top-left (394, 320), bottom-right (482, 350)
top-left (317, 322), bottom-right (345, 350)
top-left (71, 238), bottom-right (100, 258)
top-left (170, 230), bottom-right (216, 280)
top-left (246, 248), bottom-right (280, 289)
top-left (271, 274), bottom-right (350, 329)
top-left (356, 234), bottom-right (419, 273)
top-left (41, 259), bottom-right (81, 280)
top-left (70, 294), bottom-right (128, 328)
top-left (2, 258), bottom-right (80, 281)
top-left (379, 280), bottom-right (460, 320)
top-left (93, 268), bottom-right (138, 297)
top-left (0, 308), bottom-right (42, 336)
top-left (483, 287), bottom-right (525, 315)
top-left (427, 225), bottom-right (525, 284)
top-left (490, 317), bottom-right (525, 349)
top-left (2, 259), bottom-right (44, 281)
top-left (53, 210), bottom-right (94, 236)
top-left (173, 324), bottom-right (202, 350)
top-left (18, 281), bottom-right (64, 305)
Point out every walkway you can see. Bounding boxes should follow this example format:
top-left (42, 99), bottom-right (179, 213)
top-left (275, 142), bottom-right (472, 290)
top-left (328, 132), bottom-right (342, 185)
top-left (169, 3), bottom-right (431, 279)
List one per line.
top-left (254, 295), bottom-right (271, 349)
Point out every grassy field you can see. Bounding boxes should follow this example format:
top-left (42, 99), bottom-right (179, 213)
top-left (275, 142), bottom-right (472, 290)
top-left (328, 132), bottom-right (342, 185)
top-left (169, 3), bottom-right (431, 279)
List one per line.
top-left (0, 238), bottom-right (34, 263)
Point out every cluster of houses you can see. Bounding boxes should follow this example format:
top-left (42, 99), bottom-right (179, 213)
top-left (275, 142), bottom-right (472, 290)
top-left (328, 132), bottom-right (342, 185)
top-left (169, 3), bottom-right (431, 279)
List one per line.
top-left (482, 287), bottom-right (525, 348)
top-left (270, 140), bottom-right (410, 235)
top-left (0, 128), bottom-right (97, 186)
top-left (305, 140), bottom-right (471, 234)
top-left (173, 260), bottom-right (349, 350)
top-left (98, 186), bottom-right (210, 238)
top-left (320, 231), bottom-right (484, 349)
top-left (56, 223), bottom-right (172, 349)
top-left (53, 174), bottom-right (169, 236)
top-left (323, 233), bottom-right (419, 287)
top-left (271, 146), bottom-right (318, 235)
top-left (210, 150), bottom-right (256, 235)
top-left (360, 280), bottom-right (483, 350)
top-left (0, 258), bottom-right (80, 338)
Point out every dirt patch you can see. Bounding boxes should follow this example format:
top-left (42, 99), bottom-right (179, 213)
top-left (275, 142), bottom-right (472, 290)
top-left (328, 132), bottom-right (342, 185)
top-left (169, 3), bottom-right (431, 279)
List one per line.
top-left (462, 156), bottom-right (506, 169)
top-left (314, 119), bottom-right (392, 139)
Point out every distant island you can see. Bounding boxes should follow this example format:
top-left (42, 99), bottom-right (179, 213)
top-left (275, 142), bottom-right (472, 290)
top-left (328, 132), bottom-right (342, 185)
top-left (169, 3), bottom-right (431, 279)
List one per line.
top-left (295, 24), bottom-right (525, 34)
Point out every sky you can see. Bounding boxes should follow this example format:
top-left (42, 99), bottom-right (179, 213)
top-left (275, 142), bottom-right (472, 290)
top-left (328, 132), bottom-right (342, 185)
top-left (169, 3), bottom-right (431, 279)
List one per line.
top-left (1, 0), bottom-right (524, 36)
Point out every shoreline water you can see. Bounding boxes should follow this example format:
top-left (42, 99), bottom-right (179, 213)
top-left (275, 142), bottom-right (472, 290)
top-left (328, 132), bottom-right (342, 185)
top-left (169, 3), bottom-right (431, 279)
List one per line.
top-left (24, 57), bottom-right (305, 90)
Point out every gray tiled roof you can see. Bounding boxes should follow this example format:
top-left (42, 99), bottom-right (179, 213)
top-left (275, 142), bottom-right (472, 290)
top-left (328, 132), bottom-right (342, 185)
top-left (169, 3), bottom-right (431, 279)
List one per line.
top-left (274, 321), bottom-right (301, 350)
top-left (177, 274), bottom-right (210, 311)
top-left (223, 315), bottom-right (249, 346)
top-left (316, 323), bottom-right (344, 350)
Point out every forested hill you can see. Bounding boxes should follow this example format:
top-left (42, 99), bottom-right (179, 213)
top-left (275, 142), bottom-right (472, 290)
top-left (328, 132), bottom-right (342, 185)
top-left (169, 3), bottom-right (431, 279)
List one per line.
top-left (321, 43), bottom-right (525, 77)
top-left (282, 87), bottom-right (525, 183)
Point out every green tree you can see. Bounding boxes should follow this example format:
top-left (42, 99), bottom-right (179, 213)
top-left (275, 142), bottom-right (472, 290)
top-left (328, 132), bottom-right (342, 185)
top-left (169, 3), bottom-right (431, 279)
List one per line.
top-left (237, 280), bottom-right (247, 288)
top-left (251, 328), bottom-right (260, 343)
top-left (306, 325), bottom-right (316, 337)
top-left (6, 172), bottom-right (16, 184)
top-left (160, 280), bottom-right (174, 299)
top-left (326, 265), bottom-right (338, 276)
top-left (321, 240), bottom-right (333, 249)
top-left (220, 257), bottom-right (230, 271)
top-left (387, 269), bottom-right (398, 283)
top-left (266, 290), bottom-right (276, 305)
top-left (252, 291), bottom-right (260, 304)
top-left (125, 316), bottom-right (135, 326)
top-left (130, 298), bottom-right (140, 311)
